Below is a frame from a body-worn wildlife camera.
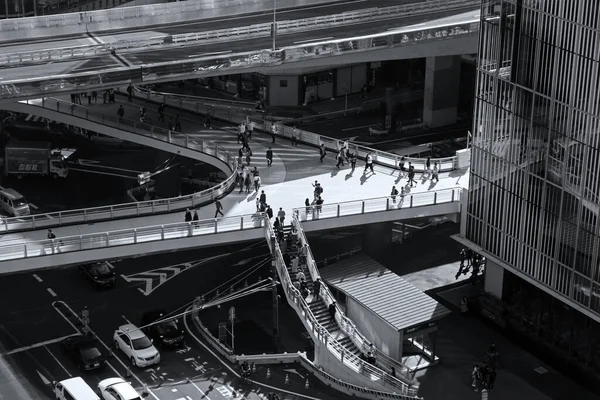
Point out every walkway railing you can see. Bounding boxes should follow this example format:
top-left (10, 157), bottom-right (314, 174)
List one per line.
top-left (0, 98), bottom-right (236, 232)
top-left (0, 15), bottom-right (479, 100)
top-left (297, 188), bottom-right (463, 222)
top-left (0, 213), bottom-right (264, 261)
top-left (263, 221), bottom-right (419, 397)
top-left (292, 216), bottom-right (415, 384)
top-left (133, 89), bottom-right (460, 174)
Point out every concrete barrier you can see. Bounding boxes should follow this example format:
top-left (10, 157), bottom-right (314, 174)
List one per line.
top-left (0, 0), bottom-right (346, 42)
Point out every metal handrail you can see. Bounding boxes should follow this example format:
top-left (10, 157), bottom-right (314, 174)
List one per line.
top-left (0, 213), bottom-right (265, 261)
top-left (0, 97), bottom-right (236, 232)
top-left (0, 16), bottom-right (479, 100)
top-left (264, 220), bottom-right (418, 396)
top-left (292, 216), bottom-right (415, 386)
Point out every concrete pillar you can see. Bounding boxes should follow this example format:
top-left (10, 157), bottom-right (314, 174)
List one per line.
top-left (423, 56), bottom-right (461, 128)
top-left (484, 259), bottom-right (505, 300)
top-left (361, 222), bottom-right (392, 257)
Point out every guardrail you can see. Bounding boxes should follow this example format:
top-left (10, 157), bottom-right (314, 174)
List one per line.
top-left (292, 215), bottom-right (415, 386)
top-left (296, 188), bottom-right (463, 222)
top-left (133, 89), bottom-right (459, 174)
top-left (264, 221), bottom-right (418, 397)
top-left (0, 0), bottom-right (479, 66)
top-left (0, 213), bottom-right (264, 261)
top-left (0, 13), bottom-right (479, 100)
top-left (0, 97), bottom-right (237, 232)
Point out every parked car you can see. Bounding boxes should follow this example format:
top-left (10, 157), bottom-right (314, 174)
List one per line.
top-left (141, 310), bottom-right (185, 348)
top-left (60, 334), bottom-right (107, 371)
top-left (113, 324), bottom-right (160, 367)
top-left (98, 377), bottom-right (142, 400)
top-left (78, 262), bottom-right (116, 288)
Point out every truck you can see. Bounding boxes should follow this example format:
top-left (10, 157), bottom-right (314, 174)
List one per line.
top-left (3, 141), bottom-right (77, 179)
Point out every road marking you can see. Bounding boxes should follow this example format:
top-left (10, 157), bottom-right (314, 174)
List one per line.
top-left (69, 167), bottom-right (138, 180)
top-left (1, 334), bottom-right (78, 356)
top-left (184, 357), bottom-right (194, 362)
top-left (106, 261), bottom-right (116, 269)
top-left (33, 274), bottom-right (43, 282)
top-left (44, 345), bottom-right (71, 377)
top-left (189, 380), bottom-right (212, 400)
top-left (53, 301), bottom-right (160, 399)
top-left (183, 307), bottom-right (323, 400)
top-left (121, 315), bottom-right (133, 325)
top-left (78, 160), bottom-right (142, 173)
top-left (341, 125), bottom-right (376, 131)
top-left (37, 370), bottom-right (51, 385)
top-left (28, 203), bottom-right (39, 210)
top-left (293, 36), bottom-right (333, 44)
top-left (47, 288), bottom-right (57, 297)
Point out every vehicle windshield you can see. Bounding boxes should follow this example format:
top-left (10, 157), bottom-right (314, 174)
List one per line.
top-left (13, 197), bottom-right (27, 207)
top-left (156, 321), bottom-right (179, 335)
top-left (80, 346), bottom-right (102, 360)
top-left (91, 263), bottom-right (111, 275)
top-left (131, 336), bottom-right (153, 350)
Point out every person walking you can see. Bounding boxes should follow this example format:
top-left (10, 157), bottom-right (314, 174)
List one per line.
top-left (253, 174), bottom-right (261, 192)
top-left (472, 365), bottom-right (481, 391)
top-left (336, 149), bottom-right (345, 168)
top-left (487, 368), bottom-right (496, 391)
top-left (259, 190), bottom-right (267, 207)
top-left (319, 144), bottom-right (327, 163)
top-left (431, 162), bottom-right (439, 183)
top-left (407, 165), bottom-right (417, 187)
top-left (248, 120), bottom-right (254, 140)
top-left (214, 199), bottom-right (224, 218)
top-left (127, 84), bottom-right (133, 101)
top-left (91, 91), bottom-right (97, 103)
top-left (425, 156), bottom-right (431, 177)
top-left (244, 173), bottom-right (251, 193)
top-left (193, 210), bottom-right (199, 227)
top-left (390, 186), bottom-right (399, 204)
top-left (399, 156), bottom-right (406, 177)
top-left (312, 279), bottom-right (321, 303)
top-left (350, 152), bottom-right (357, 170)
top-left (364, 152), bottom-right (374, 174)
top-left (256, 197), bottom-right (261, 212)
top-left (175, 114), bottom-right (181, 132)
top-left (184, 208), bottom-right (192, 222)
top-left (266, 205), bottom-right (273, 220)
top-left (102, 90), bottom-right (108, 104)
top-left (245, 147), bottom-right (252, 166)
top-left (277, 207), bottom-right (286, 225)
top-left (291, 127), bottom-right (298, 146)
top-left (204, 111), bottom-right (212, 129)
top-left (270, 123), bottom-right (277, 143)
top-left (158, 103), bottom-right (165, 122)
top-left (460, 297), bottom-right (469, 315)
top-left (117, 105), bottom-right (125, 121)
top-left (266, 147), bottom-right (273, 167)
top-left (295, 269), bottom-right (306, 283)
top-left (328, 302), bottom-right (337, 322)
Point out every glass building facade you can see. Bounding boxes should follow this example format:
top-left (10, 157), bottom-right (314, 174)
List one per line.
top-left (467, 0), bottom-right (600, 318)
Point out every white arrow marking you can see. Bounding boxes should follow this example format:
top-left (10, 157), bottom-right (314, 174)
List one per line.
top-left (283, 368), bottom-right (305, 379)
top-left (37, 370), bottom-right (51, 385)
top-left (78, 158), bottom-right (101, 165)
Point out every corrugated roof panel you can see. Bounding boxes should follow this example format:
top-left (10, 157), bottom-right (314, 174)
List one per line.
top-left (320, 254), bottom-right (450, 331)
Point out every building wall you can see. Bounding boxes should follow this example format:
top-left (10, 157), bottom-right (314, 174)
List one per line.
top-left (335, 64), bottom-right (368, 95)
top-left (267, 75), bottom-right (300, 106)
top-left (346, 297), bottom-right (402, 360)
top-left (467, 0), bottom-right (600, 320)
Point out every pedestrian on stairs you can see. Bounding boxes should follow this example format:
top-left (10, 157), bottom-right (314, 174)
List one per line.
top-left (266, 205), bottom-right (273, 220)
top-left (328, 302), bottom-right (337, 322)
top-left (312, 279), bottom-right (321, 303)
top-left (184, 209), bottom-right (192, 222)
top-left (277, 207), bottom-right (286, 225)
top-left (296, 269), bottom-right (306, 283)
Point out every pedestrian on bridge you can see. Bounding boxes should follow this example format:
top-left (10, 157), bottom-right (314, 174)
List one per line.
top-left (328, 302), bottom-right (337, 322)
top-left (127, 84), bottom-right (134, 101)
top-left (185, 209), bottom-right (192, 222)
top-left (350, 152), bottom-right (357, 170)
top-left (319, 144), bottom-right (327, 163)
top-left (277, 207), bottom-right (286, 225)
top-left (259, 190), bottom-right (267, 207)
top-left (291, 127), bottom-right (298, 146)
top-left (266, 147), bottom-right (273, 167)
top-left (175, 115), bottom-right (181, 132)
top-left (364, 152), bottom-right (374, 174)
top-left (158, 103), bottom-right (165, 122)
top-left (214, 199), bottom-right (224, 218)
top-left (193, 210), bottom-right (199, 226)
top-left (432, 162), bottom-right (439, 183)
top-left (117, 105), bottom-right (125, 121)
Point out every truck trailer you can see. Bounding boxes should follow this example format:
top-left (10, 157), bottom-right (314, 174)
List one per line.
top-left (4, 141), bottom-right (77, 179)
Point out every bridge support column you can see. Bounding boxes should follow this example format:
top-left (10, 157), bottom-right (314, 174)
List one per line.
top-left (361, 222), bottom-right (392, 258)
top-left (423, 55), bottom-right (461, 128)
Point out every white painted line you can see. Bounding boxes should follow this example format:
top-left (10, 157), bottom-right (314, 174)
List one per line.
top-left (188, 50), bottom-right (232, 58)
top-left (2, 334), bottom-right (78, 356)
top-left (47, 288), bottom-right (57, 297)
top-left (189, 380), bottom-right (212, 400)
top-left (183, 307), bottom-right (323, 400)
top-left (105, 261), bottom-right (116, 269)
top-left (121, 315), bottom-right (133, 324)
top-left (54, 301), bottom-right (159, 400)
top-left (53, 304), bottom-right (81, 333)
top-left (69, 167), bottom-right (137, 180)
top-left (28, 203), bottom-right (39, 210)
top-left (33, 274), bottom-right (43, 283)
top-left (184, 357), bottom-right (194, 362)
top-left (293, 36), bottom-right (333, 44)
top-left (341, 124), bottom-right (377, 131)
top-left (44, 345), bottom-right (71, 377)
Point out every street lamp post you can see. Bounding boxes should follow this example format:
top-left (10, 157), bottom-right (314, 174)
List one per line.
top-left (272, 0), bottom-right (277, 50)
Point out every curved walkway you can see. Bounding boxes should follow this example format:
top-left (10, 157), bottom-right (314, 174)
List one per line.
top-left (0, 97), bottom-right (468, 265)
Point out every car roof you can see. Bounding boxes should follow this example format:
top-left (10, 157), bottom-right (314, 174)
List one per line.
top-left (100, 378), bottom-right (140, 399)
top-left (118, 324), bottom-right (145, 339)
top-left (65, 334), bottom-right (97, 347)
top-left (59, 377), bottom-right (99, 399)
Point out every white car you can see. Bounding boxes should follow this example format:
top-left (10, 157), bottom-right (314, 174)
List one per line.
top-left (98, 377), bottom-right (142, 400)
top-left (113, 324), bottom-right (160, 367)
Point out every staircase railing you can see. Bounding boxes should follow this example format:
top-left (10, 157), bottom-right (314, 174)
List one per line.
top-left (291, 215), bottom-right (415, 386)
top-left (263, 220), bottom-right (419, 397)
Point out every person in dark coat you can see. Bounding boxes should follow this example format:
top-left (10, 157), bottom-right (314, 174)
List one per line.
top-left (259, 190), bottom-right (267, 206)
top-left (487, 368), bottom-right (496, 391)
top-left (184, 209), bottom-right (192, 222)
top-left (313, 279), bottom-right (321, 303)
top-left (266, 205), bottom-right (273, 220)
top-left (266, 147), bottom-right (273, 167)
top-left (193, 210), bottom-right (199, 226)
top-left (328, 302), bottom-right (336, 322)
